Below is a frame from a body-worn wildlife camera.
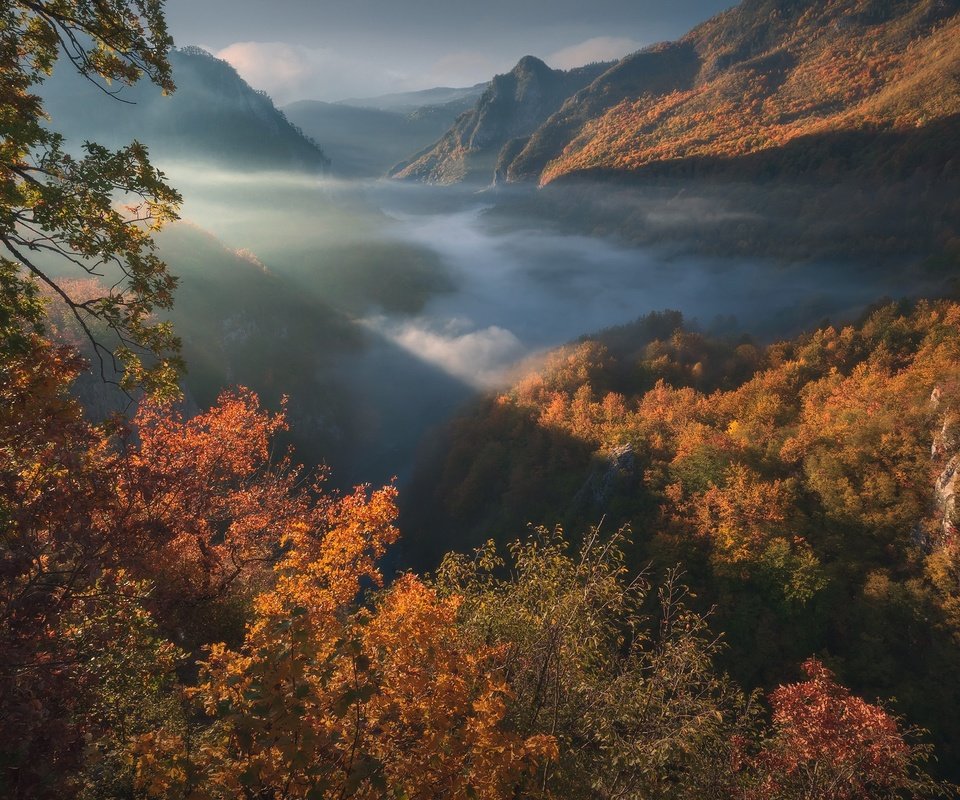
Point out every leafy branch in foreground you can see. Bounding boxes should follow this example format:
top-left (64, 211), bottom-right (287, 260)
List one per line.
top-left (433, 527), bottom-right (952, 799)
top-left (1, 0), bottom-right (183, 397)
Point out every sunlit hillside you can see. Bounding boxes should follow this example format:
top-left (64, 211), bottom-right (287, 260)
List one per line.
top-left (528, 0), bottom-right (960, 182)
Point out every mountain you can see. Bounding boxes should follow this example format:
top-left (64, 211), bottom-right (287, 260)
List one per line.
top-left (389, 56), bottom-right (612, 185)
top-left (498, 0), bottom-right (960, 184)
top-left (283, 99), bottom-right (468, 177)
top-left (40, 47), bottom-right (329, 171)
top-left (336, 83), bottom-right (488, 113)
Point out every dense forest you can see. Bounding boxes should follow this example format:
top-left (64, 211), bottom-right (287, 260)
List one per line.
top-left (404, 301), bottom-right (960, 776)
top-left (3, 0), bottom-right (960, 798)
top-left (6, 297), bottom-right (959, 798)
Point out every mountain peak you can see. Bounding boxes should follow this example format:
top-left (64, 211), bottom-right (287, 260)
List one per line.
top-left (513, 55), bottom-right (551, 75)
top-left (390, 59), bottom-right (610, 185)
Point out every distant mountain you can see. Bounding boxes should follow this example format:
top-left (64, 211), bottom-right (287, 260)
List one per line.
top-left (389, 56), bottom-right (612, 185)
top-left (336, 84), bottom-right (488, 113)
top-left (498, 0), bottom-right (960, 185)
top-left (41, 47), bottom-right (329, 171)
top-left (283, 99), bottom-right (467, 177)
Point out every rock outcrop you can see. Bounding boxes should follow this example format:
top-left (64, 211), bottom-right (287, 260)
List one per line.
top-left (931, 387), bottom-right (960, 547)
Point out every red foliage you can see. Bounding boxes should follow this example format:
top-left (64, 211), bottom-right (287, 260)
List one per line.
top-left (753, 658), bottom-right (916, 800)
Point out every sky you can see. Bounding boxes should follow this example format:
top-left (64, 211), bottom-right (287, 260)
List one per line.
top-left (162, 0), bottom-right (735, 104)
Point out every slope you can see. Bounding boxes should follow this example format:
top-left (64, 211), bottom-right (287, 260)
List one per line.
top-left (390, 56), bottom-right (611, 185)
top-left (41, 47), bottom-right (329, 171)
top-left (499, 0), bottom-right (960, 185)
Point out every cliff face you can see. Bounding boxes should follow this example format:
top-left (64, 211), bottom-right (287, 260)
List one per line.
top-left (495, 0), bottom-right (960, 185)
top-left (931, 388), bottom-right (960, 548)
top-left (504, 42), bottom-right (701, 182)
top-left (389, 56), bottom-right (610, 185)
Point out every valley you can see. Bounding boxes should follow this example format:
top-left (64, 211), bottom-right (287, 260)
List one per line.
top-left (5, 0), bottom-right (960, 795)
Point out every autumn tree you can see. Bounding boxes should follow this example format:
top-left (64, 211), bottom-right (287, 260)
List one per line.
top-left (134, 488), bottom-right (555, 800)
top-left (746, 658), bottom-right (944, 800)
top-left (0, 328), bottom-right (186, 797)
top-left (115, 390), bottom-right (313, 641)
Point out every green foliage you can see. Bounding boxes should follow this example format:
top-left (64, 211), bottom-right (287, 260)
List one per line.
top-left (755, 537), bottom-right (828, 608)
top-left (1, 0), bottom-right (182, 396)
top-left (64, 573), bottom-right (187, 800)
top-left (0, 259), bottom-right (44, 356)
top-left (434, 527), bottom-right (757, 799)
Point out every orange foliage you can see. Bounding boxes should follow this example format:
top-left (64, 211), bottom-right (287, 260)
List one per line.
top-left (541, 2), bottom-right (960, 184)
top-left (134, 495), bottom-right (554, 799)
top-left (0, 336), bottom-right (112, 791)
top-left (687, 464), bottom-right (794, 562)
top-left (119, 390), bottom-right (306, 614)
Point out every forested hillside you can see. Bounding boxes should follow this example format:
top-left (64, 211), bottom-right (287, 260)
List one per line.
top-left (6, 296), bottom-right (957, 797)
top-left (405, 300), bottom-right (960, 777)
top-left (395, 0), bottom-right (960, 186)
top-left (503, 0), bottom-right (960, 184)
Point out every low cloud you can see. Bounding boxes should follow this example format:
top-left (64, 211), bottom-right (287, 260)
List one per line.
top-left (364, 316), bottom-right (524, 389)
top-left (546, 36), bottom-right (642, 70)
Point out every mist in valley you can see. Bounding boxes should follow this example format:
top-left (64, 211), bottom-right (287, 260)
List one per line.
top-left (129, 165), bottom-right (925, 501)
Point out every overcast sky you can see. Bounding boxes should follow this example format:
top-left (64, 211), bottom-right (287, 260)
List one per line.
top-left (162, 0), bottom-right (735, 104)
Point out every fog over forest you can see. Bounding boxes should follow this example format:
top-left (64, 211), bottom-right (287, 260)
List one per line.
top-left (36, 51), bottom-right (931, 491)
top-left (134, 164), bottom-right (920, 490)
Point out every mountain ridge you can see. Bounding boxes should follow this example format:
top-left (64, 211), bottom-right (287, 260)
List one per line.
top-left (41, 46), bottom-right (330, 172)
top-left (334, 83), bottom-right (488, 112)
top-left (399, 0), bottom-right (960, 187)
top-left (522, 0), bottom-right (960, 184)
top-left (389, 56), bottom-right (612, 184)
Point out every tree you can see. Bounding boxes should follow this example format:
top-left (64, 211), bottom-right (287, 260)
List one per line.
top-left (133, 490), bottom-right (555, 800)
top-left (747, 658), bottom-right (944, 800)
top-left (1, 0), bottom-right (182, 397)
top-left (0, 327), bottom-right (192, 798)
top-left (434, 527), bottom-right (754, 799)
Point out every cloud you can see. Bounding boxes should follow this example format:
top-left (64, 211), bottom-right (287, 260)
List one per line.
top-left (216, 41), bottom-right (413, 103)
top-left (546, 36), bottom-right (642, 70)
top-left (420, 51), bottom-right (499, 88)
top-left (215, 41), bottom-right (504, 104)
top-left (364, 316), bottom-right (524, 389)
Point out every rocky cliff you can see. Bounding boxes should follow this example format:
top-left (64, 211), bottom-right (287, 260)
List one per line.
top-left (389, 56), bottom-right (610, 185)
